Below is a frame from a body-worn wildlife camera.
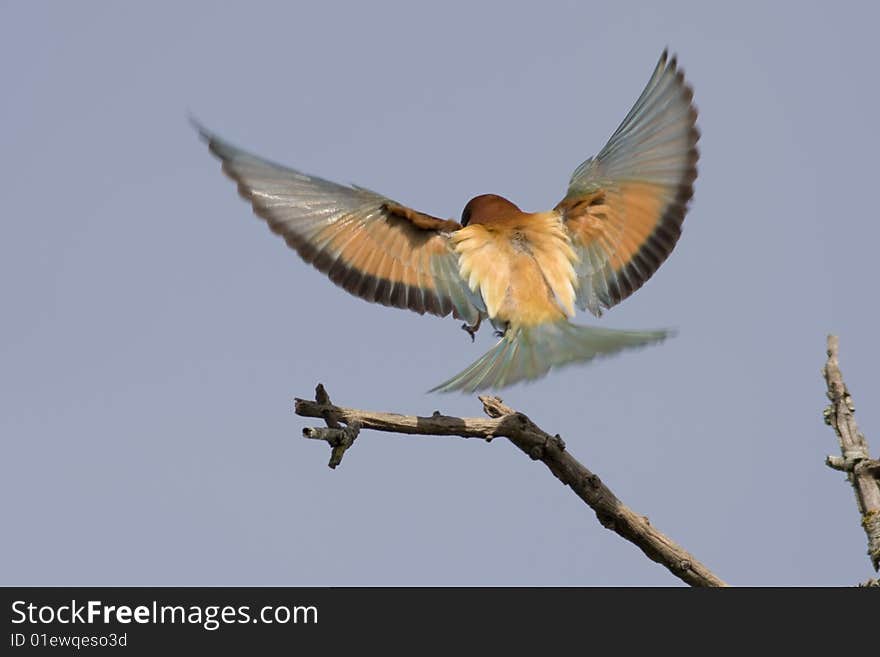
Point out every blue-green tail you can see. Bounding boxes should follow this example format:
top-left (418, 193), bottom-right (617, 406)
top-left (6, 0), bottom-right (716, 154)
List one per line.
top-left (429, 321), bottom-right (672, 393)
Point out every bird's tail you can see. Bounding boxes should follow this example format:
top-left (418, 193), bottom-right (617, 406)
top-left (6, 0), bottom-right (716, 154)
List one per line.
top-left (429, 321), bottom-right (672, 393)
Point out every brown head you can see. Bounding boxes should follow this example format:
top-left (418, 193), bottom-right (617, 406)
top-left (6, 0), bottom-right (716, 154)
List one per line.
top-left (460, 194), bottom-right (523, 226)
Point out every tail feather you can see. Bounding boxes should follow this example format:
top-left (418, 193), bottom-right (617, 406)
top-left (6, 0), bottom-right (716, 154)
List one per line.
top-left (429, 321), bottom-right (672, 393)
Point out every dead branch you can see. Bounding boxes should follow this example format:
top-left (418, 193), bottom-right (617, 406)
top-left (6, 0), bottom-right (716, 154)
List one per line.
top-left (294, 384), bottom-right (727, 587)
top-left (822, 335), bottom-right (880, 571)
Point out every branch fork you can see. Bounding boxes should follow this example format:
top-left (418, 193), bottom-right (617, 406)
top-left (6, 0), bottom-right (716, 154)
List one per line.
top-left (300, 384), bottom-right (361, 469)
top-left (822, 335), bottom-right (880, 571)
top-left (294, 383), bottom-right (726, 587)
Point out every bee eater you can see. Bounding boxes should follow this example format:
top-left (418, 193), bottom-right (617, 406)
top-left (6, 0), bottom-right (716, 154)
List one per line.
top-left (197, 50), bottom-right (699, 392)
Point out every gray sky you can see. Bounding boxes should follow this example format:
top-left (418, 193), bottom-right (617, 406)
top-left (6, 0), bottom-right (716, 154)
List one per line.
top-left (2, 1), bottom-right (878, 586)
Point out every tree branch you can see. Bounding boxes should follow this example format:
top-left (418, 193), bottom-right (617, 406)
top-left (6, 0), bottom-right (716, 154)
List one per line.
top-left (294, 384), bottom-right (727, 587)
top-left (822, 335), bottom-right (880, 571)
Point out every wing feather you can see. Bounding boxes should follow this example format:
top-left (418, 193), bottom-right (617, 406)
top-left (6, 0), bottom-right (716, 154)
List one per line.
top-left (557, 51), bottom-right (699, 316)
top-left (197, 125), bottom-right (479, 323)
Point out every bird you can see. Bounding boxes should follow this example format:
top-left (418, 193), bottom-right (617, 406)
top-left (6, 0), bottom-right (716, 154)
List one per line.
top-left (196, 50), bottom-right (699, 393)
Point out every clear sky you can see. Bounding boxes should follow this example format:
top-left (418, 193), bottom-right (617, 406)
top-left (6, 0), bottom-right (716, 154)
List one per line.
top-left (2, 1), bottom-right (878, 586)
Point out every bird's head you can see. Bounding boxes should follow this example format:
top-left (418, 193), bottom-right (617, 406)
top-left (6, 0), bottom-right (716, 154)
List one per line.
top-left (461, 194), bottom-right (522, 226)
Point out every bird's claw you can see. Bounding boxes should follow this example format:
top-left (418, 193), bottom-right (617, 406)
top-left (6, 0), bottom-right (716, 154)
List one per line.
top-left (461, 317), bottom-right (482, 342)
top-left (461, 323), bottom-right (477, 342)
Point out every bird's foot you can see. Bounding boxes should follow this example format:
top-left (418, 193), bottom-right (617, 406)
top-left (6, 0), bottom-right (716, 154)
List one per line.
top-left (493, 329), bottom-right (505, 338)
top-left (460, 316), bottom-right (482, 342)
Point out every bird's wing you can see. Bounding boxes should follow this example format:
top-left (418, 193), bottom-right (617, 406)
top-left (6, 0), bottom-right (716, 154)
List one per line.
top-left (556, 50), bottom-right (699, 317)
top-left (197, 126), bottom-right (480, 323)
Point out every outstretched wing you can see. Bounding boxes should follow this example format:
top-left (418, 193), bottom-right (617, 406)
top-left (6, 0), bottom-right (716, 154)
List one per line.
top-left (197, 126), bottom-right (480, 323)
top-left (556, 50), bottom-right (699, 316)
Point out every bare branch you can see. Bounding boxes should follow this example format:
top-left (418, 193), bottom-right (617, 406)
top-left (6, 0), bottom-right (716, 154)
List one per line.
top-left (822, 335), bottom-right (880, 571)
top-left (294, 385), bottom-right (727, 587)
top-left (303, 384), bottom-right (360, 468)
